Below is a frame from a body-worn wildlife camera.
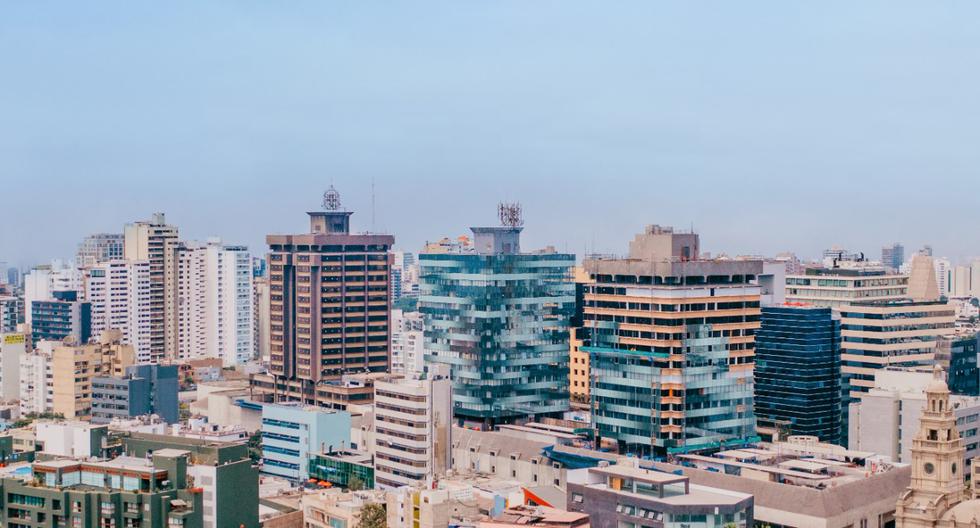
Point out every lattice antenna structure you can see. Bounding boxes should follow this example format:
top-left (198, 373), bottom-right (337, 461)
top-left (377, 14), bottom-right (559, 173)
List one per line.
top-left (323, 185), bottom-right (342, 211)
top-left (498, 202), bottom-right (523, 227)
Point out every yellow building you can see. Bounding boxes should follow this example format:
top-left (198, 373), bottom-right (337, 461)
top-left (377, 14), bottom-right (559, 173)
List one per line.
top-left (569, 266), bottom-right (592, 406)
top-left (51, 331), bottom-right (135, 419)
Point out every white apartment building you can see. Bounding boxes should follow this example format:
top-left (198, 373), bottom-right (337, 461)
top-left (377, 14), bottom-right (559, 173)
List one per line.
top-left (176, 239), bottom-right (254, 366)
top-left (84, 259), bottom-right (154, 362)
top-left (0, 333), bottom-right (26, 402)
top-left (390, 309), bottom-right (424, 377)
top-left (850, 368), bottom-right (980, 464)
top-left (24, 261), bottom-right (82, 326)
top-left (19, 342), bottom-right (53, 416)
top-left (372, 365), bottom-right (452, 490)
top-left (785, 263), bottom-right (909, 308)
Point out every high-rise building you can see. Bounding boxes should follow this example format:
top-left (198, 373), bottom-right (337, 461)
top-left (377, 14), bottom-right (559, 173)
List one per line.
top-left (755, 305), bottom-right (841, 444)
top-left (261, 188), bottom-right (394, 406)
top-left (125, 213), bottom-right (180, 362)
top-left (882, 243), bottom-right (905, 271)
top-left (50, 331), bottom-right (136, 419)
top-left (84, 259), bottom-right (154, 362)
top-left (421, 219), bottom-right (575, 428)
top-left (176, 239), bottom-right (254, 366)
top-left (390, 309), bottom-right (424, 377)
top-left (785, 264), bottom-right (909, 308)
top-left (840, 300), bottom-right (956, 443)
top-left (30, 290), bottom-right (91, 345)
top-left (371, 365), bottom-right (452, 489)
top-left (581, 225), bottom-right (761, 455)
top-left (76, 233), bottom-right (125, 267)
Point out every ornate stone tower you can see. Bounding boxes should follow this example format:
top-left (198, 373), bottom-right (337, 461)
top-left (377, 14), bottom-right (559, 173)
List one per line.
top-left (896, 366), bottom-right (969, 528)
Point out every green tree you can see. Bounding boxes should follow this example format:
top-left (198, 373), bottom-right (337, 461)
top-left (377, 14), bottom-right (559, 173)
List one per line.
top-left (357, 503), bottom-right (386, 528)
top-left (247, 431), bottom-right (263, 464)
top-left (348, 475), bottom-right (364, 491)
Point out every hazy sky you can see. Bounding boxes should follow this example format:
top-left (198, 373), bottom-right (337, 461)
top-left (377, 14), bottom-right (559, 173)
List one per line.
top-left (3, 2), bottom-right (980, 268)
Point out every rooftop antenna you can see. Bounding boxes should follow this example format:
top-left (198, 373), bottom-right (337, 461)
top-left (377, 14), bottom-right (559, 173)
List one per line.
top-left (498, 202), bottom-right (523, 227)
top-left (323, 185), bottom-right (342, 211)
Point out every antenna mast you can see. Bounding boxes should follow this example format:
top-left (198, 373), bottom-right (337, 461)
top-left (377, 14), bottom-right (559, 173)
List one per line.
top-left (498, 202), bottom-right (524, 227)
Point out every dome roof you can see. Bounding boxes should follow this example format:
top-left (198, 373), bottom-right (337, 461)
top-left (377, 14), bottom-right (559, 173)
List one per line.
top-left (942, 499), bottom-right (980, 522)
top-left (927, 364), bottom-right (949, 393)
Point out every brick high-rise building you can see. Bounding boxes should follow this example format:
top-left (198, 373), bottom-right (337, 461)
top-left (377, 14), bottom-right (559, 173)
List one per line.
top-left (260, 188), bottom-right (394, 406)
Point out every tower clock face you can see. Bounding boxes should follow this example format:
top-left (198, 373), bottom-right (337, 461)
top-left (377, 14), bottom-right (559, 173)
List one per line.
top-left (925, 463), bottom-right (935, 474)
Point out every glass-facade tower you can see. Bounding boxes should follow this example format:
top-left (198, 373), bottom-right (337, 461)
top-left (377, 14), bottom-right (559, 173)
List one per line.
top-left (755, 305), bottom-right (841, 444)
top-left (420, 226), bottom-right (575, 428)
top-left (582, 225), bottom-right (762, 456)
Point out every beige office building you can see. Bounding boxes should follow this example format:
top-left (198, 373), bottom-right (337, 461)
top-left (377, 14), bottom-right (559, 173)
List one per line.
top-left (786, 265), bottom-right (909, 308)
top-left (51, 331), bottom-right (136, 419)
top-left (125, 213), bottom-right (180, 362)
top-left (841, 301), bottom-right (955, 401)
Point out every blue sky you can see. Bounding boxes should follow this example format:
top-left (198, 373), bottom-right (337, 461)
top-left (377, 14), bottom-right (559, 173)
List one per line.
top-left (3, 2), bottom-right (980, 267)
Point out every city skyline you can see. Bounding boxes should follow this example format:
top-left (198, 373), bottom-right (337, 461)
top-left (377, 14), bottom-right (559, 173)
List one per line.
top-left (4, 2), bottom-right (980, 266)
top-left (1, 190), bottom-right (976, 269)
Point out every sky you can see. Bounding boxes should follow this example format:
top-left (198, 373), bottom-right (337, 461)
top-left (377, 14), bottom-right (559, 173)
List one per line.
top-left (3, 1), bottom-right (980, 268)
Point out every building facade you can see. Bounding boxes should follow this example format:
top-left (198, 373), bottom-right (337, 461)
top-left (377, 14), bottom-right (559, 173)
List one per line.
top-left (31, 290), bottom-right (90, 345)
top-left (581, 225), bottom-right (761, 455)
top-left (176, 239), bottom-right (254, 366)
top-left (946, 334), bottom-right (980, 397)
top-left (84, 259), bottom-right (154, 362)
top-left (260, 403), bottom-right (352, 482)
top-left (76, 233), bottom-right (125, 268)
top-left (883, 243), bottom-right (906, 272)
top-left (390, 309), bottom-right (424, 378)
top-left (785, 266), bottom-right (909, 308)
top-left (50, 332), bottom-right (136, 420)
top-left (841, 301), bottom-right (955, 399)
top-left (264, 194), bottom-right (394, 406)
top-left (92, 364), bottom-right (179, 424)
top-left (850, 369), bottom-right (980, 465)
top-left (124, 213), bottom-right (180, 363)
top-left (421, 225), bottom-right (575, 428)
top-left (371, 366), bottom-right (452, 489)
top-left (755, 305), bottom-right (841, 444)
